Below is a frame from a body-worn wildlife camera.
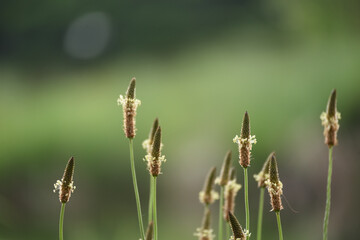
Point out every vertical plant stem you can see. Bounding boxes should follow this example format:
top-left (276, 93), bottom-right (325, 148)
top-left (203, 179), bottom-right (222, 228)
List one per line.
top-left (153, 176), bottom-right (158, 240)
top-left (59, 203), bottom-right (66, 240)
top-left (129, 139), bottom-right (145, 240)
top-left (148, 175), bottom-right (153, 225)
top-left (218, 187), bottom-right (224, 240)
top-left (226, 223), bottom-right (230, 240)
top-left (244, 168), bottom-right (250, 238)
top-left (323, 147), bottom-right (333, 240)
top-left (276, 211), bottom-right (283, 240)
top-left (256, 188), bottom-right (265, 240)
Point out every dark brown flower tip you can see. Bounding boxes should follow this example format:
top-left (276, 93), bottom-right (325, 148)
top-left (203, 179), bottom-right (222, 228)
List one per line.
top-left (146, 221), bottom-right (154, 240)
top-left (149, 118), bottom-right (159, 145)
top-left (326, 89), bottom-right (337, 118)
top-left (126, 77), bottom-right (136, 99)
top-left (256, 152), bottom-right (275, 188)
top-left (151, 126), bottom-right (162, 159)
top-left (229, 167), bottom-right (236, 181)
top-left (228, 212), bottom-right (246, 240)
top-left (219, 150), bottom-right (232, 186)
top-left (240, 111), bottom-right (250, 139)
top-left (204, 167), bottom-right (216, 195)
top-left (269, 155), bottom-right (279, 184)
top-left (201, 208), bottom-right (211, 230)
top-left (63, 157), bottom-right (75, 185)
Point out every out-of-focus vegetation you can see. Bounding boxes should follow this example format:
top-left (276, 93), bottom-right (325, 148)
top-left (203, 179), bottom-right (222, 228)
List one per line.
top-left (0, 1), bottom-right (360, 240)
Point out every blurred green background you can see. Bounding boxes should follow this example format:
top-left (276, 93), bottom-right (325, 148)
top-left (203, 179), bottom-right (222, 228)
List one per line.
top-left (1, 0), bottom-right (360, 239)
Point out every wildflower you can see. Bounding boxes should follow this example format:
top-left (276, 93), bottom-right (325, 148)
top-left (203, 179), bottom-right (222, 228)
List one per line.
top-left (223, 175), bottom-right (241, 222)
top-left (117, 78), bottom-right (141, 139)
top-left (194, 208), bottom-right (215, 240)
top-left (233, 111), bottom-right (257, 168)
top-left (54, 157), bottom-right (76, 203)
top-left (142, 118), bottom-right (161, 154)
top-left (265, 155), bottom-right (283, 212)
top-left (228, 212), bottom-right (247, 240)
top-left (254, 152), bottom-right (274, 188)
top-left (199, 167), bottom-right (219, 205)
top-left (215, 150), bottom-right (232, 187)
top-left (145, 127), bottom-right (166, 177)
top-left (320, 89), bottom-right (340, 147)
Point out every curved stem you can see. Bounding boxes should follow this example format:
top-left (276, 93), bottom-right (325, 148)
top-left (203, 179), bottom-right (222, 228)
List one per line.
top-left (153, 176), bottom-right (158, 240)
top-left (218, 187), bottom-right (224, 240)
top-left (129, 139), bottom-right (145, 240)
top-left (148, 175), bottom-right (153, 225)
top-left (276, 211), bottom-right (283, 240)
top-left (256, 188), bottom-right (265, 240)
top-left (59, 203), bottom-right (66, 240)
top-left (244, 168), bottom-right (250, 238)
top-left (323, 147), bottom-right (333, 240)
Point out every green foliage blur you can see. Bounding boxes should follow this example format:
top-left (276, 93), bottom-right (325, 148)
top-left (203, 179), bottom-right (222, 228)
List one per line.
top-left (1, 0), bottom-right (360, 239)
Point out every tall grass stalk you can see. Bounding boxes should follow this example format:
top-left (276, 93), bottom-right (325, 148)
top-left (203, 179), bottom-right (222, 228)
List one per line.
top-left (218, 187), bottom-right (224, 240)
top-left (59, 203), bottom-right (66, 240)
top-left (129, 139), bottom-right (145, 240)
top-left (148, 176), bottom-right (153, 224)
top-left (244, 168), bottom-right (250, 237)
top-left (276, 211), bottom-right (283, 240)
top-left (256, 187), bottom-right (265, 240)
top-left (153, 176), bottom-right (158, 240)
top-left (323, 147), bottom-right (333, 240)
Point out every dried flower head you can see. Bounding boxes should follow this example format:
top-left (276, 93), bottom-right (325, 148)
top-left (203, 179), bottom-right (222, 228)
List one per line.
top-left (54, 157), bottom-right (76, 203)
top-left (228, 212), bottom-right (247, 240)
top-left (146, 221), bottom-right (154, 240)
top-left (254, 152), bottom-right (275, 188)
top-left (223, 174), bottom-right (242, 222)
top-left (199, 167), bottom-right (219, 205)
top-left (145, 127), bottom-right (166, 177)
top-left (117, 78), bottom-right (141, 139)
top-left (265, 155), bottom-right (283, 212)
top-left (215, 150), bottom-right (232, 186)
top-left (320, 89), bottom-right (341, 147)
top-left (233, 111), bottom-right (257, 168)
top-left (142, 118), bottom-right (160, 154)
top-left (194, 209), bottom-right (215, 240)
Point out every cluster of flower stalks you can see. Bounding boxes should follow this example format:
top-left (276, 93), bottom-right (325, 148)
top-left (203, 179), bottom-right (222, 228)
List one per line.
top-left (52, 83), bottom-right (339, 240)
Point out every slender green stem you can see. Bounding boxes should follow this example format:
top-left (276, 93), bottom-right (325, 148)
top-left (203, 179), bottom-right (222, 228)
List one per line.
top-left (226, 223), bottom-right (230, 240)
top-left (276, 211), bottom-right (283, 240)
top-left (153, 176), bottom-right (158, 240)
top-left (323, 147), bottom-right (333, 240)
top-left (244, 168), bottom-right (250, 238)
top-left (148, 175), bottom-right (153, 225)
top-left (129, 139), bottom-right (145, 240)
top-left (218, 187), bottom-right (224, 240)
top-left (256, 188), bottom-right (265, 240)
top-left (59, 203), bottom-right (66, 240)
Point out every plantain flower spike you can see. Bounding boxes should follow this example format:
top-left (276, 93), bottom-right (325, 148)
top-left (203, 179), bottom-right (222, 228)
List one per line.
top-left (320, 89), bottom-right (341, 147)
top-left (54, 157), bottom-right (76, 203)
top-left (142, 118), bottom-right (160, 154)
top-left (233, 111), bottom-right (257, 168)
top-left (145, 126), bottom-right (166, 177)
top-left (117, 77), bottom-right (141, 139)
top-left (145, 221), bottom-right (154, 240)
top-left (254, 152), bottom-right (275, 188)
top-left (215, 150), bottom-right (232, 186)
top-left (228, 212), bottom-right (247, 240)
top-left (199, 167), bottom-right (219, 205)
top-left (194, 208), bottom-right (215, 240)
top-left (223, 168), bottom-right (241, 222)
top-left (265, 155), bottom-right (283, 212)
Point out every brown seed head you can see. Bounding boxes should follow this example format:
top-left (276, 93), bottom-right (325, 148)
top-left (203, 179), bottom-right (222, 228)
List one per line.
top-left (254, 152), bottom-right (274, 188)
top-left (229, 167), bottom-right (236, 181)
top-left (267, 155), bottom-right (283, 212)
top-left (146, 221), bottom-right (154, 240)
top-left (228, 212), bottom-right (246, 240)
top-left (148, 126), bottom-right (164, 177)
top-left (218, 150), bottom-right (232, 186)
top-left (223, 177), bottom-right (241, 222)
top-left (321, 89), bottom-right (340, 147)
top-left (326, 89), bottom-right (337, 118)
top-left (54, 157), bottom-right (76, 203)
top-left (199, 167), bottom-right (218, 205)
top-left (201, 208), bottom-right (211, 230)
top-left (149, 118), bottom-right (159, 146)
